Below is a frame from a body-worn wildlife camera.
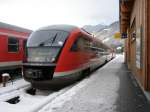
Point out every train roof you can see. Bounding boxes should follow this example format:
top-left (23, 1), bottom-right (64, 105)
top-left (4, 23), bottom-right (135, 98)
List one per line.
top-left (0, 22), bottom-right (32, 33)
top-left (37, 24), bottom-right (78, 32)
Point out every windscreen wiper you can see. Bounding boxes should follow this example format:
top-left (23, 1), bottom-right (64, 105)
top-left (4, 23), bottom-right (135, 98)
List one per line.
top-left (51, 33), bottom-right (57, 44)
top-left (39, 33), bottom-right (57, 46)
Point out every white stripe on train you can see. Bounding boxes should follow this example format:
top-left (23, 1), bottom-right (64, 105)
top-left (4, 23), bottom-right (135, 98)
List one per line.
top-left (53, 57), bottom-right (106, 78)
top-left (0, 61), bottom-right (22, 67)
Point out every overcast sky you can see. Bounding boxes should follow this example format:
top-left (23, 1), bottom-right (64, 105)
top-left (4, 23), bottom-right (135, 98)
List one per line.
top-left (0, 0), bottom-right (119, 30)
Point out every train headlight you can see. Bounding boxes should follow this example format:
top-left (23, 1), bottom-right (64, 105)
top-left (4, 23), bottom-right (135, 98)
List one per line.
top-left (58, 41), bottom-right (63, 46)
top-left (45, 57), bottom-right (55, 63)
top-left (51, 57), bottom-right (55, 62)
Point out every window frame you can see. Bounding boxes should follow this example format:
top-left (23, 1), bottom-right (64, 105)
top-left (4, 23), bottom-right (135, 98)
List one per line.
top-left (8, 37), bottom-right (19, 53)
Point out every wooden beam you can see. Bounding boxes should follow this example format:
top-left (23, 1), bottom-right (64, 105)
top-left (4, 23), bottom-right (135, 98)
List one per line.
top-left (121, 20), bottom-right (130, 25)
top-left (121, 2), bottom-right (132, 12)
top-left (119, 0), bottom-right (134, 33)
top-left (121, 16), bottom-right (130, 20)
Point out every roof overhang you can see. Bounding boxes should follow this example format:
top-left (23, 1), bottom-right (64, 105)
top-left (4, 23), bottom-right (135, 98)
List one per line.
top-left (119, 0), bottom-right (134, 33)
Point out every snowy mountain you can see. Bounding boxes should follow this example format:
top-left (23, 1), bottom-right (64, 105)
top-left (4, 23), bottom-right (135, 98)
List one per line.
top-left (82, 21), bottom-right (124, 48)
top-left (83, 24), bottom-right (106, 33)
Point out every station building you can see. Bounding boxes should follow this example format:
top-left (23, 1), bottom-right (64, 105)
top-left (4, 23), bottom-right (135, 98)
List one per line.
top-left (119, 0), bottom-right (150, 91)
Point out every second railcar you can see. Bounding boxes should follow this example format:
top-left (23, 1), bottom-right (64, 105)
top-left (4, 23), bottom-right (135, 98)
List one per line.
top-left (0, 22), bottom-right (32, 81)
top-left (23, 25), bottom-right (113, 88)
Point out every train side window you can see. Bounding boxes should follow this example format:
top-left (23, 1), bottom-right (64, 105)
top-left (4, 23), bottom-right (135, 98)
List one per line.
top-left (84, 37), bottom-right (92, 52)
top-left (71, 36), bottom-right (91, 52)
top-left (8, 37), bottom-right (19, 52)
top-left (70, 37), bottom-right (84, 52)
top-left (70, 38), bottom-right (79, 51)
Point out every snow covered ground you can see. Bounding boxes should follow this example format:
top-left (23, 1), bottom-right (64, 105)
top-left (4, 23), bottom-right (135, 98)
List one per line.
top-left (39, 55), bottom-right (123, 112)
top-left (0, 55), bottom-right (124, 112)
top-left (0, 79), bottom-right (30, 95)
top-left (0, 79), bottom-right (30, 101)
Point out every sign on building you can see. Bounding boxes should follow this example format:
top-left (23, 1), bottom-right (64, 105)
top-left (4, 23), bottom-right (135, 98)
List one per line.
top-left (121, 33), bottom-right (128, 39)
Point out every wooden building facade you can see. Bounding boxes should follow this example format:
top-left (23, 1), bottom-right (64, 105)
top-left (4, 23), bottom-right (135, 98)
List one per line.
top-left (119, 0), bottom-right (150, 91)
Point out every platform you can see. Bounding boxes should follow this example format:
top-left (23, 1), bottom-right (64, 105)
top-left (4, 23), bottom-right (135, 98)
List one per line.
top-left (40, 55), bottom-right (150, 112)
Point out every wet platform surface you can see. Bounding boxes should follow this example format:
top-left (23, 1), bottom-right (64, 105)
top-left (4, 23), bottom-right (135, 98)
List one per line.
top-left (41, 55), bottom-right (150, 112)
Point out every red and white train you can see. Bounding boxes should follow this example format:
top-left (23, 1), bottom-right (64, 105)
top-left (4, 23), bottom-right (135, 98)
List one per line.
top-left (23, 25), bottom-right (114, 89)
top-left (0, 22), bottom-right (32, 81)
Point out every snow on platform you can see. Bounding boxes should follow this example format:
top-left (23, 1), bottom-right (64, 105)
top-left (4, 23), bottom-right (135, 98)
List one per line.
top-left (39, 54), bottom-right (150, 112)
top-left (39, 55), bottom-right (124, 112)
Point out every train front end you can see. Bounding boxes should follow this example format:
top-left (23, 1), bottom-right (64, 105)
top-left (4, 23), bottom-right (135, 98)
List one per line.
top-left (23, 28), bottom-right (70, 88)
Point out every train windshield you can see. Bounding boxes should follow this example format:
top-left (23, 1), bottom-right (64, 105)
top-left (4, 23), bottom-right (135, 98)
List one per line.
top-left (27, 30), bottom-right (69, 63)
top-left (27, 30), bottom-right (69, 47)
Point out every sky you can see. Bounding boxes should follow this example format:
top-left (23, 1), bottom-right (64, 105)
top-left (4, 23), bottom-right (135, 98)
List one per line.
top-left (0, 0), bottom-right (119, 30)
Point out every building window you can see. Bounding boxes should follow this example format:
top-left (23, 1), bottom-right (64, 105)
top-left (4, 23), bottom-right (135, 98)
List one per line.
top-left (136, 26), bottom-right (143, 69)
top-left (8, 37), bottom-right (19, 52)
